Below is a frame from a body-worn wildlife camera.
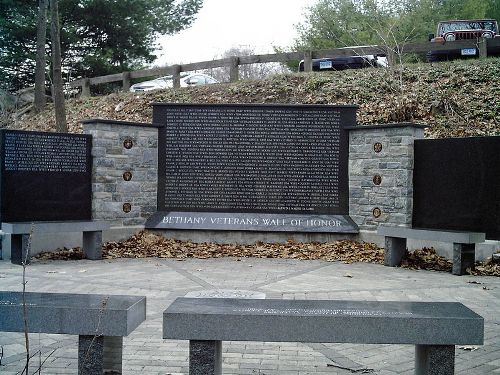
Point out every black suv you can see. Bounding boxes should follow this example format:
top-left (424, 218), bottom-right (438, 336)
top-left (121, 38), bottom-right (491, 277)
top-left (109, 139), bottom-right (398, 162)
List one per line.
top-left (298, 54), bottom-right (387, 72)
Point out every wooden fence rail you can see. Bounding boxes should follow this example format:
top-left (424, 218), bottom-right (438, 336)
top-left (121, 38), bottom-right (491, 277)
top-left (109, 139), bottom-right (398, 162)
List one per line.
top-left (68, 39), bottom-right (500, 96)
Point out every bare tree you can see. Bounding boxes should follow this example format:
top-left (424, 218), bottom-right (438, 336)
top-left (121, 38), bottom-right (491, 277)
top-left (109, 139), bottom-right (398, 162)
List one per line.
top-left (208, 47), bottom-right (289, 82)
top-left (50, 0), bottom-right (67, 132)
top-left (21, 227), bottom-right (33, 374)
top-left (34, 0), bottom-right (48, 113)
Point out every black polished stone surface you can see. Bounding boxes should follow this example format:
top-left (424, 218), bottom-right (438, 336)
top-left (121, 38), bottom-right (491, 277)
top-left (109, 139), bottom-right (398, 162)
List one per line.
top-left (163, 298), bottom-right (484, 345)
top-left (413, 136), bottom-right (500, 240)
top-left (0, 291), bottom-right (146, 336)
top-left (0, 130), bottom-right (92, 222)
top-left (153, 104), bottom-right (356, 216)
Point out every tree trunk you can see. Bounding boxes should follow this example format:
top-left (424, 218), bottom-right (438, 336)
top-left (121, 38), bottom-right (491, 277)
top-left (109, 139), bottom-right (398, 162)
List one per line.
top-left (34, 0), bottom-right (48, 113)
top-left (50, 0), bottom-right (67, 133)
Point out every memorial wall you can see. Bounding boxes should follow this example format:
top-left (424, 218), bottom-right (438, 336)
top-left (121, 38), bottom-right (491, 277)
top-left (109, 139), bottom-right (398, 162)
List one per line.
top-left (146, 104), bottom-right (359, 233)
top-left (0, 129), bottom-right (92, 222)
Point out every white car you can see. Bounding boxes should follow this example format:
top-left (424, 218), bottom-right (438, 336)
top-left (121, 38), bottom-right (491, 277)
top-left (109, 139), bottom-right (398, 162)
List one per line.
top-left (129, 73), bottom-right (218, 92)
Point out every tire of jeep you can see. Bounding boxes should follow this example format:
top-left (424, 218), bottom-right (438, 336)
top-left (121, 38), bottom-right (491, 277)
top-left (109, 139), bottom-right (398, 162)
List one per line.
top-left (426, 51), bottom-right (440, 63)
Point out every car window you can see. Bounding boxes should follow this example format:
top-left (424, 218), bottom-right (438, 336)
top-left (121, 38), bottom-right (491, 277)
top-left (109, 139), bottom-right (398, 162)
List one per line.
top-left (439, 21), bottom-right (497, 33)
top-left (189, 75), bottom-right (206, 85)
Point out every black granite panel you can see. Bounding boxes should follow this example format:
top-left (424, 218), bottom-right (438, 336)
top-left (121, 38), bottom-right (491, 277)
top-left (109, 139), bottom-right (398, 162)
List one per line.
top-left (413, 137), bottom-right (500, 240)
top-left (154, 104), bottom-right (356, 216)
top-left (0, 130), bottom-right (92, 222)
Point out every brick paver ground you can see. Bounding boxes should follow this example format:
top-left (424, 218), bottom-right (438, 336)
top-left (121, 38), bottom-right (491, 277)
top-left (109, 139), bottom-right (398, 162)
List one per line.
top-left (1, 257), bottom-right (499, 374)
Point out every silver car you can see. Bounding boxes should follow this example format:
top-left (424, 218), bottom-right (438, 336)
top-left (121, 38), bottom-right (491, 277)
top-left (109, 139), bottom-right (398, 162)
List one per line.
top-left (129, 73), bottom-right (218, 92)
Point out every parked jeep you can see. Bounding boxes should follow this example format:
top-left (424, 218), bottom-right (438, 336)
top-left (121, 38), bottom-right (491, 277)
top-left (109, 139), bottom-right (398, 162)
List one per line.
top-left (426, 19), bottom-right (500, 62)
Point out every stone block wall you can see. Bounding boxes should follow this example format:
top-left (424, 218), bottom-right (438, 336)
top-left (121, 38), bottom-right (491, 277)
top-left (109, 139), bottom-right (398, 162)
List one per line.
top-left (82, 119), bottom-right (159, 227)
top-left (348, 124), bottom-right (426, 231)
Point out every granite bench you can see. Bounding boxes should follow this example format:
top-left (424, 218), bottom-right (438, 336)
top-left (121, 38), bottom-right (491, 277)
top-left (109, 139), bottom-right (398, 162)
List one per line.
top-left (1, 220), bottom-right (110, 264)
top-left (163, 297), bottom-right (484, 375)
top-left (0, 291), bottom-right (146, 374)
top-left (377, 225), bottom-right (486, 275)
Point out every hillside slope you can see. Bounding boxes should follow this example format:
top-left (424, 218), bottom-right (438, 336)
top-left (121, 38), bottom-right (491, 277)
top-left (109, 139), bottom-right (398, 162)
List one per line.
top-left (13, 58), bottom-right (500, 138)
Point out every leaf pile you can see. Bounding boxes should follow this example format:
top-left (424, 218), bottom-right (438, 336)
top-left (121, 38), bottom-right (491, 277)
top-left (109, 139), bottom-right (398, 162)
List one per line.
top-left (12, 58), bottom-right (500, 139)
top-left (35, 230), bottom-right (384, 263)
top-left (400, 247), bottom-right (452, 272)
top-left (104, 231), bottom-right (385, 263)
top-left (467, 258), bottom-right (500, 277)
top-left (34, 230), bottom-right (499, 276)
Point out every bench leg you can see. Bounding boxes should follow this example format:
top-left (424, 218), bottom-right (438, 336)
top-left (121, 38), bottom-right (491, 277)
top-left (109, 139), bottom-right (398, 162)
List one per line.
top-left (189, 340), bottom-right (222, 375)
top-left (103, 336), bottom-right (123, 374)
top-left (83, 231), bottom-right (103, 260)
top-left (384, 236), bottom-right (407, 267)
top-left (415, 345), bottom-right (454, 375)
top-left (10, 234), bottom-right (31, 265)
top-left (79, 335), bottom-right (104, 374)
top-left (452, 243), bottom-right (475, 276)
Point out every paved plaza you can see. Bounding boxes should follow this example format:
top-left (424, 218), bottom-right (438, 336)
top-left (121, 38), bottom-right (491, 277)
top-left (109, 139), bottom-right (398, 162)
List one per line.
top-left (1, 256), bottom-right (500, 374)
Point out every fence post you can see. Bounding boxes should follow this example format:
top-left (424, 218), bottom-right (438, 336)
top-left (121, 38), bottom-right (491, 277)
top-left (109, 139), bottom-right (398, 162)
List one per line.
top-left (172, 65), bottom-right (181, 89)
top-left (303, 51), bottom-right (313, 72)
top-left (81, 78), bottom-right (91, 97)
top-left (122, 72), bottom-right (131, 92)
top-left (478, 38), bottom-right (487, 58)
top-left (229, 56), bottom-right (239, 82)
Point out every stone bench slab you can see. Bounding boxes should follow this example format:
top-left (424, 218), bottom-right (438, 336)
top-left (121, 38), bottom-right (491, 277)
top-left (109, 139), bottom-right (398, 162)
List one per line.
top-left (1, 221), bottom-right (110, 234)
top-left (163, 298), bottom-right (483, 345)
top-left (0, 291), bottom-right (146, 336)
top-left (377, 225), bottom-right (485, 244)
top-left (0, 291), bottom-right (145, 374)
top-left (377, 225), bottom-right (486, 275)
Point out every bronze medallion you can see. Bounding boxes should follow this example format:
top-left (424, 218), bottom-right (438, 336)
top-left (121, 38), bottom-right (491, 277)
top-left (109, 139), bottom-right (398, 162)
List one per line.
top-left (123, 171), bottom-right (132, 181)
top-left (373, 174), bottom-right (382, 185)
top-left (372, 207), bottom-right (382, 218)
top-left (123, 138), bottom-right (133, 149)
top-left (373, 142), bottom-right (383, 153)
top-left (122, 203), bottom-right (132, 213)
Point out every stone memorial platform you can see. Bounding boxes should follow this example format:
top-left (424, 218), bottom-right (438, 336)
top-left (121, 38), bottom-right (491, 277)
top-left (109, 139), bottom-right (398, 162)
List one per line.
top-left (0, 291), bottom-right (146, 374)
top-left (163, 297), bottom-right (484, 375)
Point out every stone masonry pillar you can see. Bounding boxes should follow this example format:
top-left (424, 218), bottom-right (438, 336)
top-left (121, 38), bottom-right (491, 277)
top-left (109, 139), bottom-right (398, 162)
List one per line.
top-left (348, 123), bottom-right (426, 231)
top-left (82, 119), bottom-right (159, 227)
